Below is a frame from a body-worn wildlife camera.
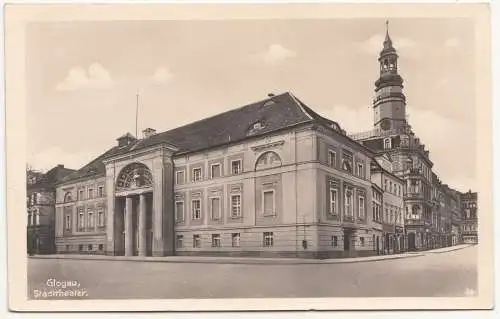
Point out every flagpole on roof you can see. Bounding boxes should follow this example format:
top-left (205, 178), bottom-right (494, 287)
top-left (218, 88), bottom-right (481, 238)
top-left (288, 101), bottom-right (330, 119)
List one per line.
top-left (135, 90), bottom-right (139, 138)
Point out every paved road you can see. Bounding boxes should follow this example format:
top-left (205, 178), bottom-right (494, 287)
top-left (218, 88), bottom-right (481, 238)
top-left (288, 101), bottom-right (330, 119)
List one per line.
top-left (27, 245), bottom-right (477, 299)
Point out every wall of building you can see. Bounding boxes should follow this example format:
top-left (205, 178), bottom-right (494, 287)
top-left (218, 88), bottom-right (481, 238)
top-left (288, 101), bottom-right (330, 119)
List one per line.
top-left (55, 176), bottom-right (107, 254)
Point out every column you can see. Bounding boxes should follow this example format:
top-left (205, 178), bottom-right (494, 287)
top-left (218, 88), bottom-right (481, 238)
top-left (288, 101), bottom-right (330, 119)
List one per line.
top-left (138, 194), bottom-right (147, 256)
top-left (124, 196), bottom-right (134, 256)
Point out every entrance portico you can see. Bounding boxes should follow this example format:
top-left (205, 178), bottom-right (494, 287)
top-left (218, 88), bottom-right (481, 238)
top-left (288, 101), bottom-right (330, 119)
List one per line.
top-left (114, 190), bottom-right (154, 256)
top-left (103, 146), bottom-right (177, 257)
top-left (112, 163), bottom-right (155, 256)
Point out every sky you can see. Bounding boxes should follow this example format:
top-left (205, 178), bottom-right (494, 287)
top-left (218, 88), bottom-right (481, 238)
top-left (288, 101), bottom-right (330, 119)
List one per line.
top-left (26, 18), bottom-right (476, 192)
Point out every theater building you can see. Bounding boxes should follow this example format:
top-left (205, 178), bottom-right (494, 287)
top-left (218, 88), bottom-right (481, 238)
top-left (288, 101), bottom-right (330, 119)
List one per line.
top-left (55, 92), bottom-right (380, 258)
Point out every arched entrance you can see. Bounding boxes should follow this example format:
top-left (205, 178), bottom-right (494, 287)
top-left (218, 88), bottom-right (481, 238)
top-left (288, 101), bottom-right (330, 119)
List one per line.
top-left (408, 232), bottom-right (416, 251)
top-left (113, 163), bottom-right (154, 257)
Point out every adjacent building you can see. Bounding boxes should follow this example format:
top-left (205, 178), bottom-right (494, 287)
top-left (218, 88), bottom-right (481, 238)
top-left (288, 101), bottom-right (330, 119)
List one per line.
top-left (461, 190), bottom-right (478, 244)
top-left (26, 164), bottom-right (75, 254)
top-left (349, 25), bottom-right (436, 251)
top-left (370, 155), bottom-right (405, 254)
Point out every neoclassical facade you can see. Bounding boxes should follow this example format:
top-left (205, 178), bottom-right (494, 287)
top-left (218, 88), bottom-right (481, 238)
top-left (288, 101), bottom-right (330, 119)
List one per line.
top-left (55, 92), bottom-right (382, 258)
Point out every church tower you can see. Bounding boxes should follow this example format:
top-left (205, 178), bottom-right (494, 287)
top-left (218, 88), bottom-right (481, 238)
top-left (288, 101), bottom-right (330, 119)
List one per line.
top-left (373, 21), bottom-right (407, 133)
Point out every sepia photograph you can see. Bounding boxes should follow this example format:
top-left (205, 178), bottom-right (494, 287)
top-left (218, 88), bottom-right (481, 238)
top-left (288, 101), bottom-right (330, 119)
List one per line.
top-left (4, 2), bottom-right (494, 312)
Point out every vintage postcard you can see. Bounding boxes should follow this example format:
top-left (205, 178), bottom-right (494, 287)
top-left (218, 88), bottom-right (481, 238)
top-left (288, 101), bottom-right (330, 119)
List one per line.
top-left (4, 2), bottom-right (494, 312)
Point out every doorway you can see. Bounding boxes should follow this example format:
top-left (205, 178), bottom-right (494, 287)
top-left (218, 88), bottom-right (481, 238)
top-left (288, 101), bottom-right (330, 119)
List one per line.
top-left (408, 232), bottom-right (416, 251)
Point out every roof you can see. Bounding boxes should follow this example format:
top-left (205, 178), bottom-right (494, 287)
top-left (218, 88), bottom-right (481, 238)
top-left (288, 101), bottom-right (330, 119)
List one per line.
top-left (370, 158), bottom-right (404, 184)
top-left (58, 92), bottom-right (367, 185)
top-left (27, 165), bottom-right (75, 190)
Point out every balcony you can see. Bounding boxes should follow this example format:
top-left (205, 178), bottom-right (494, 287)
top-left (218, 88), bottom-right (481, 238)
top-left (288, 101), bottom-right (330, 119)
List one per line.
top-left (405, 219), bottom-right (425, 226)
top-left (348, 126), bottom-right (408, 140)
top-left (404, 192), bottom-right (424, 200)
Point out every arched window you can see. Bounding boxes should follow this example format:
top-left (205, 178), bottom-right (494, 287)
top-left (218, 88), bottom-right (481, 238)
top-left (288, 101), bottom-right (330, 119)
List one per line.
top-left (255, 151), bottom-right (282, 171)
top-left (64, 192), bottom-right (73, 203)
top-left (116, 163), bottom-right (153, 191)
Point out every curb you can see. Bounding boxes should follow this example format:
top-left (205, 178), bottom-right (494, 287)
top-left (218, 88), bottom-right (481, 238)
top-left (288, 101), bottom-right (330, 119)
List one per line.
top-left (29, 245), bottom-right (472, 265)
top-left (29, 252), bottom-right (427, 265)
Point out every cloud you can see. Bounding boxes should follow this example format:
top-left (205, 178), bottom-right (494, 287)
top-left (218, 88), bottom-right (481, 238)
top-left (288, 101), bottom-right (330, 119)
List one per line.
top-left (251, 44), bottom-right (297, 65)
top-left (445, 37), bottom-right (461, 48)
top-left (406, 105), bottom-right (476, 191)
top-left (56, 63), bottom-right (114, 91)
top-left (150, 67), bottom-right (174, 84)
top-left (357, 34), bottom-right (417, 56)
top-left (317, 104), bottom-right (373, 135)
top-left (27, 146), bottom-right (96, 172)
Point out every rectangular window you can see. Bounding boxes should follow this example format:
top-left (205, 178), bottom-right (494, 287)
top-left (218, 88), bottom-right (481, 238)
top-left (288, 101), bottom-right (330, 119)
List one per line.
top-left (97, 211), bottom-right (104, 227)
top-left (97, 186), bottom-right (104, 197)
top-left (87, 210), bottom-right (94, 229)
top-left (66, 245), bottom-right (70, 252)
top-left (192, 199), bottom-right (201, 220)
top-left (232, 233), bottom-right (240, 247)
top-left (231, 194), bottom-right (241, 218)
top-left (210, 197), bottom-right (221, 220)
top-left (329, 188), bottom-right (338, 215)
top-left (78, 190), bottom-right (84, 201)
top-left (332, 235), bottom-right (338, 247)
top-left (263, 232), bottom-right (274, 247)
top-left (88, 244), bottom-right (93, 251)
top-left (263, 190), bottom-right (275, 216)
top-left (176, 235), bottom-right (184, 248)
top-left (359, 196), bottom-right (365, 218)
top-left (176, 170), bottom-right (185, 185)
top-left (78, 244), bottom-right (83, 252)
top-left (88, 188), bottom-right (94, 200)
top-left (175, 201), bottom-right (185, 223)
top-left (192, 168), bottom-right (202, 182)
top-left (231, 160), bottom-right (242, 175)
top-left (344, 189), bottom-right (353, 217)
top-left (212, 234), bottom-right (221, 248)
top-left (78, 209), bottom-right (85, 230)
top-left (328, 150), bottom-right (336, 167)
top-left (98, 244), bottom-right (104, 252)
top-left (360, 237), bottom-right (365, 247)
top-left (65, 215), bottom-right (71, 230)
top-left (193, 235), bottom-right (201, 248)
top-left (210, 164), bottom-right (222, 179)
top-left (357, 164), bottom-right (364, 178)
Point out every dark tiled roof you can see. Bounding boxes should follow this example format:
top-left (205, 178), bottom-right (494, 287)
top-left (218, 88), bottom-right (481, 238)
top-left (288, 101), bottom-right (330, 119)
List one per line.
top-left (60, 92), bottom-right (348, 184)
top-left (59, 146), bottom-right (125, 184)
top-left (28, 165), bottom-right (76, 190)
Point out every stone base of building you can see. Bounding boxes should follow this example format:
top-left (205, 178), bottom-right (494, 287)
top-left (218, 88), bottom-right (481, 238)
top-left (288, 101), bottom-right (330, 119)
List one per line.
top-left (174, 250), bottom-right (379, 259)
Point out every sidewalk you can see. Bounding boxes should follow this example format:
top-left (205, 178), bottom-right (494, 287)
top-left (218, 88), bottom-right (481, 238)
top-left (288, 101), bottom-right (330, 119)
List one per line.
top-left (30, 244), bottom-right (473, 265)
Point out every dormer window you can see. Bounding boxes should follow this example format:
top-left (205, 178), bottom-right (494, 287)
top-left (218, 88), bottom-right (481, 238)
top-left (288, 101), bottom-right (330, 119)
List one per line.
top-left (263, 100), bottom-right (276, 107)
top-left (253, 122), bottom-right (264, 130)
top-left (384, 138), bottom-right (391, 149)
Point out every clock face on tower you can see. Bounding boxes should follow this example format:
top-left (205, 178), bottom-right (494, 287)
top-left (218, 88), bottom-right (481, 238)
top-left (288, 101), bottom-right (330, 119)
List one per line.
top-left (381, 119), bottom-right (392, 130)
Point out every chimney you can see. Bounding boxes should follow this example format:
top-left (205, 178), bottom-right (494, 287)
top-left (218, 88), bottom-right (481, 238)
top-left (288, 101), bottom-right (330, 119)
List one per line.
top-left (268, 93), bottom-right (275, 98)
top-left (142, 128), bottom-right (157, 139)
top-left (57, 164), bottom-right (64, 168)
